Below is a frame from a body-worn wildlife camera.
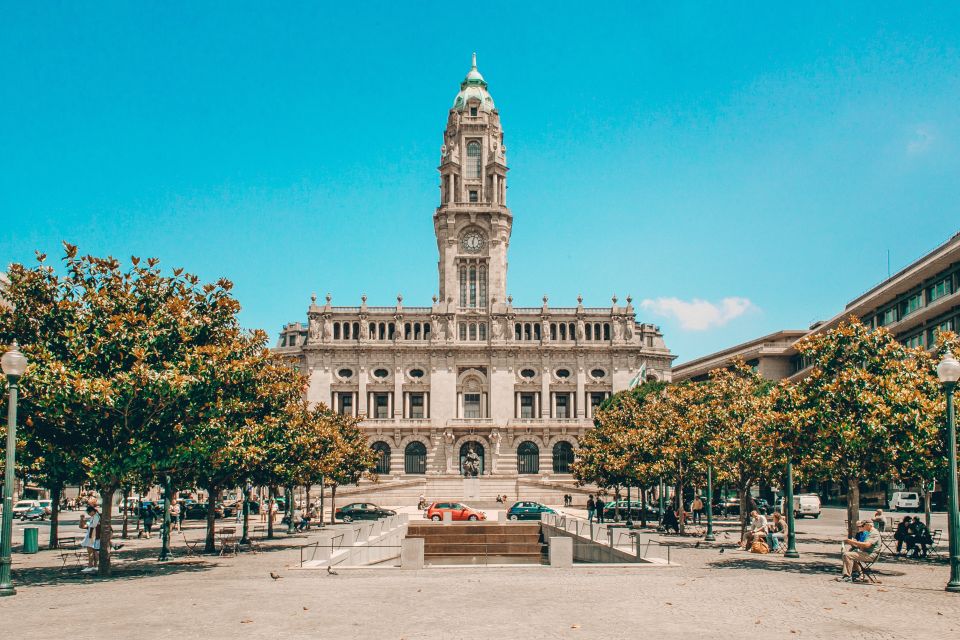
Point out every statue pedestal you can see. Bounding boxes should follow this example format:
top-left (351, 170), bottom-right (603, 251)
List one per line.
top-left (463, 477), bottom-right (480, 500)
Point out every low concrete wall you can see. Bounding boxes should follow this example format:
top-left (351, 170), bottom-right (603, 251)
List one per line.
top-left (302, 514), bottom-right (408, 568)
top-left (541, 513), bottom-right (651, 564)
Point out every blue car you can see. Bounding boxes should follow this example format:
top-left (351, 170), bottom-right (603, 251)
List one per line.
top-left (507, 501), bottom-right (555, 521)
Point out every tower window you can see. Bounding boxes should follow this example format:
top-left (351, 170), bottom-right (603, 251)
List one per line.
top-left (469, 190), bottom-right (478, 203)
top-left (467, 141), bottom-right (481, 178)
top-left (470, 106), bottom-right (478, 116)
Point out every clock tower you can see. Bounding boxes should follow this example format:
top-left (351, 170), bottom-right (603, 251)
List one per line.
top-left (434, 54), bottom-right (511, 314)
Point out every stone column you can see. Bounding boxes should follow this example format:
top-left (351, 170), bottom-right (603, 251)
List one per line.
top-left (534, 393), bottom-right (541, 419)
top-left (358, 367), bottom-right (368, 416)
top-left (576, 367), bottom-right (586, 419)
top-left (515, 393), bottom-right (520, 420)
top-left (394, 369), bottom-right (403, 419)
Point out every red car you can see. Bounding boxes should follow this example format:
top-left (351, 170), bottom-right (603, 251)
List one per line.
top-left (425, 502), bottom-right (486, 522)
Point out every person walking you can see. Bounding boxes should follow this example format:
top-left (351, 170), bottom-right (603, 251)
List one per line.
top-left (141, 502), bottom-right (156, 539)
top-left (595, 496), bottom-right (605, 523)
top-left (80, 504), bottom-right (101, 573)
top-left (169, 500), bottom-right (181, 532)
top-left (691, 495), bottom-right (704, 524)
top-left (587, 495), bottom-right (595, 523)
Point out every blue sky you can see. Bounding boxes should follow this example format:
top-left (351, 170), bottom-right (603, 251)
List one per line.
top-left (2, 3), bottom-right (958, 363)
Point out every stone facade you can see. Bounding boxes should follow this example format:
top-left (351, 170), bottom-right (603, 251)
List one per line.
top-left (275, 56), bottom-right (675, 499)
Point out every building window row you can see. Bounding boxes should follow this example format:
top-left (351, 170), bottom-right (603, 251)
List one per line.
top-left (872, 268), bottom-right (959, 328)
top-left (459, 322), bottom-right (487, 341)
top-left (333, 391), bottom-right (429, 419)
top-left (380, 440), bottom-right (575, 476)
top-left (514, 322), bottom-right (542, 341)
top-left (514, 390), bottom-right (610, 419)
top-left (459, 262), bottom-right (487, 308)
top-left (548, 322), bottom-right (612, 341)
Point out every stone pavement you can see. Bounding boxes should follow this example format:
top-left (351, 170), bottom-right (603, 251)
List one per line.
top-left (1, 507), bottom-right (958, 639)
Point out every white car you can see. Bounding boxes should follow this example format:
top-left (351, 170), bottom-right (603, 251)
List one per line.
top-left (778, 494), bottom-right (821, 519)
top-left (889, 492), bottom-right (920, 512)
top-left (12, 500), bottom-right (40, 517)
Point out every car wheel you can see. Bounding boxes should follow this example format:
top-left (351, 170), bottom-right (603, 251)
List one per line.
top-left (509, 514), bottom-right (519, 521)
top-left (342, 515), bottom-right (352, 523)
top-left (468, 515), bottom-right (478, 521)
top-left (812, 513), bottom-right (820, 519)
top-left (431, 514), bottom-right (441, 521)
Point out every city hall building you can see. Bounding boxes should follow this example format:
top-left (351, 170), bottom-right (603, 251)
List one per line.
top-left (275, 56), bottom-right (674, 503)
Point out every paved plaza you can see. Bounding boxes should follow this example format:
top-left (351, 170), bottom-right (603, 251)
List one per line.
top-left (1, 506), bottom-right (957, 639)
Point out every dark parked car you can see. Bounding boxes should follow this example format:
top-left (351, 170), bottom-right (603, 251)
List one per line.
top-left (183, 502), bottom-right (224, 519)
top-left (602, 500), bottom-right (660, 521)
top-left (507, 501), bottom-right (555, 520)
top-left (20, 506), bottom-right (47, 521)
top-left (335, 503), bottom-right (396, 523)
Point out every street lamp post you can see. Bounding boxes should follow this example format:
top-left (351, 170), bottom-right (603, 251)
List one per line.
top-left (0, 343), bottom-right (28, 597)
top-left (705, 465), bottom-right (715, 542)
top-left (159, 475), bottom-right (172, 561)
top-left (784, 461), bottom-right (799, 558)
top-left (936, 353), bottom-right (960, 592)
top-left (625, 484), bottom-right (633, 528)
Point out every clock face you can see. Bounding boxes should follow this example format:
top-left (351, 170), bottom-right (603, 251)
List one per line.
top-left (461, 231), bottom-right (485, 253)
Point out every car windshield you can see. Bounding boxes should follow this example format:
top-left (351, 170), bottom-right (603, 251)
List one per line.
top-left (902, 493), bottom-right (917, 499)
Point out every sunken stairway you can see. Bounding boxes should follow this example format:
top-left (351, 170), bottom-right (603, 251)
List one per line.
top-left (406, 522), bottom-right (545, 565)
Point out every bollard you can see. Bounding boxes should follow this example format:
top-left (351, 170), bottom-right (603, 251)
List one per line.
top-left (442, 511), bottom-right (452, 525)
top-left (401, 538), bottom-right (424, 569)
top-left (22, 527), bottom-right (39, 554)
top-left (497, 511), bottom-right (507, 523)
top-left (549, 536), bottom-right (573, 567)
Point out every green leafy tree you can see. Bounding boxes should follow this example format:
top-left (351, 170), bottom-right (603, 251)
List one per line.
top-left (792, 318), bottom-right (944, 537)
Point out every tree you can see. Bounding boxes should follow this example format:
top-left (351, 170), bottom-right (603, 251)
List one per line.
top-left (792, 318), bottom-right (944, 537)
top-left (321, 410), bottom-right (377, 525)
top-left (2, 245), bottom-right (242, 575)
top-left (701, 360), bottom-right (778, 540)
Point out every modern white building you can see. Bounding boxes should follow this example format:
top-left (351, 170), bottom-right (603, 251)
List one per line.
top-left (276, 56), bottom-right (675, 503)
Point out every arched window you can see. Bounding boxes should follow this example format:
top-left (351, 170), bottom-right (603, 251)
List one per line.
top-left (479, 266), bottom-right (487, 307)
top-left (424, 323), bottom-right (431, 339)
top-left (414, 322), bottom-right (421, 340)
top-left (352, 322), bottom-right (360, 340)
top-left (594, 323), bottom-right (601, 340)
top-left (343, 322), bottom-right (351, 340)
top-left (469, 266), bottom-right (477, 307)
top-left (559, 323), bottom-right (567, 340)
top-left (372, 442), bottom-right (391, 475)
top-left (478, 323), bottom-right (486, 340)
top-left (333, 323), bottom-right (341, 340)
top-left (467, 141), bottom-right (481, 178)
top-left (524, 323), bottom-right (531, 340)
top-left (553, 441), bottom-right (574, 474)
top-left (603, 323), bottom-right (611, 341)
top-left (585, 323), bottom-right (592, 340)
top-left (517, 441), bottom-right (540, 475)
top-left (369, 322), bottom-right (376, 339)
top-left (379, 322), bottom-right (386, 340)
top-left (404, 323), bottom-right (412, 340)
top-left (515, 323), bottom-right (522, 340)
top-left (550, 323), bottom-right (557, 340)
top-left (404, 442), bottom-right (427, 474)
top-left (388, 323), bottom-right (395, 339)
top-left (459, 323), bottom-right (467, 340)
top-left (469, 323), bottom-right (477, 340)
top-left (459, 442), bottom-right (485, 476)
top-left (459, 264), bottom-right (467, 307)
top-left (568, 323), bottom-right (576, 339)
top-left (534, 324), bottom-right (541, 340)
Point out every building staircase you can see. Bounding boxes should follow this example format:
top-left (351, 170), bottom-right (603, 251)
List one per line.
top-left (406, 522), bottom-right (545, 565)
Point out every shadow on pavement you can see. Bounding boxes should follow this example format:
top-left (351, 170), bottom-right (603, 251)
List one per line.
top-left (707, 556), bottom-right (908, 578)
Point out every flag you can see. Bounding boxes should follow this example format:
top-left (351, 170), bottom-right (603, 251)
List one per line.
top-left (628, 363), bottom-right (647, 389)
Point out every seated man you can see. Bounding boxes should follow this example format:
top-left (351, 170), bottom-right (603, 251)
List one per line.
top-left (908, 518), bottom-right (932, 558)
top-left (742, 510), bottom-right (768, 549)
top-left (838, 520), bottom-right (881, 582)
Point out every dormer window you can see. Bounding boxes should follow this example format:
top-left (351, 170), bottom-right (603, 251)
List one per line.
top-left (470, 106), bottom-right (478, 116)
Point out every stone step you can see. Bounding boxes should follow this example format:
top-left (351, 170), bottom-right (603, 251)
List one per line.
top-left (423, 543), bottom-right (543, 554)
top-left (407, 523), bottom-right (540, 536)
top-left (410, 533), bottom-right (541, 544)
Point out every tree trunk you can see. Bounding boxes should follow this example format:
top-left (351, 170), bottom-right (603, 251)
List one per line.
top-left (241, 488), bottom-right (250, 544)
top-left (923, 481), bottom-right (932, 528)
top-left (640, 487), bottom-right (648, 528)
top-left (846, 477), bottom-right (860, 539)
top-left (204, 487), bottom-right (219, 554)
top-left (319, 479), bottom-right (324, 527)
top-left (676, 475), bottom-right (684, 535)
top-left (267, 486), bottom-right (275, 539)
top-left (329, 485), bottom-right (337, 525)
top-left (48, 484), bottom-right (62, 549)
top-left (98, 487), bottom-right (116, 577)
top-left (121, 487), bottom-right (130, 539)
top-left (739, 484), bottom-right (750, 543)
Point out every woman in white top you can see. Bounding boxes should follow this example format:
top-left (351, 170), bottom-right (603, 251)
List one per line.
top-left (80, 504), bottom-right (101, 573)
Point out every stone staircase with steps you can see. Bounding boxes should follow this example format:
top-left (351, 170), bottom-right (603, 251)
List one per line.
top-left (406, 522), bottom-right (545, 565)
